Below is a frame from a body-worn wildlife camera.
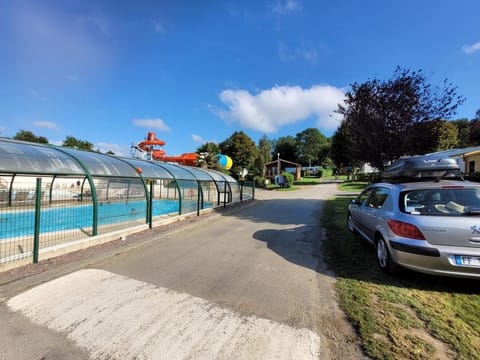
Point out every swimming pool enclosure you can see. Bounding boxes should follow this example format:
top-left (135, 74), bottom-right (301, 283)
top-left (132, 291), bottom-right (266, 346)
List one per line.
top-left (0, 138), bottom-right (254, 267)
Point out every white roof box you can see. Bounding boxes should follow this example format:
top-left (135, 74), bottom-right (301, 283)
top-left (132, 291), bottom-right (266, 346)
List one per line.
top-left (383, 156), bottom-right (461, 180)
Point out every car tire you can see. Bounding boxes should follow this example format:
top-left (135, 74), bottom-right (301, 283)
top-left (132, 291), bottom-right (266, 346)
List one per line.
top-left (376, 236), bottom-right (398, 274)
top-left (347, 212), bottom-right (356, 233)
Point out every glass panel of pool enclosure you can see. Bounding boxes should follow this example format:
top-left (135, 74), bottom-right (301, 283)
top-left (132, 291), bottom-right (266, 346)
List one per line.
top-left (0, 139), bottom-right (254, 268)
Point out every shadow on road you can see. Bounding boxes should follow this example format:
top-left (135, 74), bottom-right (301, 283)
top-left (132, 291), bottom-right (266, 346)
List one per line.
top-left (216, 196), bottom-right (480, 295)
top-left (215, 198), bottom-right (326, 226)
top-left (252, 226), bottom-right (319, 271)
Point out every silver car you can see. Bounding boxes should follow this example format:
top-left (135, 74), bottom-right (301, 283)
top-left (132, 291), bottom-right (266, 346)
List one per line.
top-left (347, 180), bottom-right (480, 278)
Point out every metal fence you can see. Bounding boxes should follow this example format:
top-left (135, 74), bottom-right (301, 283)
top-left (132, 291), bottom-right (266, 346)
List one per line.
top-left (0, 176), bottom-right (255, 268)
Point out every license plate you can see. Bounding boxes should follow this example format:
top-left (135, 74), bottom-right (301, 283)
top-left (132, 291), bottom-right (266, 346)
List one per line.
top-left (454, 255), bottom-right (480, 266)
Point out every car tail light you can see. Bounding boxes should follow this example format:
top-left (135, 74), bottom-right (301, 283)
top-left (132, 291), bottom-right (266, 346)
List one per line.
top-left (387, 219), bottom-right (425, 240)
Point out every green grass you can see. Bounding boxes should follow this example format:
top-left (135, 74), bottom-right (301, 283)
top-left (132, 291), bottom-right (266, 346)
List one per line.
top-left (294, 176), bottom-right (323, 185)
top-left (338, 181), bottom-right (368, 192)
top-left (321, 190), bottom-right (480, 359)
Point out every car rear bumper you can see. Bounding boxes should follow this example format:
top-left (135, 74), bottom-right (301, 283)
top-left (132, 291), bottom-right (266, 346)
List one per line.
top-left (389, 240), bottom-right (480, 279)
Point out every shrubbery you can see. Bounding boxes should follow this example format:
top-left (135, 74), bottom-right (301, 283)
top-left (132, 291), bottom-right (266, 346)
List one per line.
top-left (254, 176), bottom-right (266, 188)
top-left (282, 172), bottom-right (294, 187)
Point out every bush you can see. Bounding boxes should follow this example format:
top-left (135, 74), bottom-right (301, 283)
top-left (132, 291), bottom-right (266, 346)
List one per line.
top-left (254, 176), bottom-right (267, 188)
top-left (282, 171), bottom-right (294, 187)
top-left (356, 172), bottom-right (381, 183)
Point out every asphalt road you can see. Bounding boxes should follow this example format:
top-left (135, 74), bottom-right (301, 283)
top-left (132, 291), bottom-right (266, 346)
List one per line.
top-left (0, 184), bottom-right (365, 359)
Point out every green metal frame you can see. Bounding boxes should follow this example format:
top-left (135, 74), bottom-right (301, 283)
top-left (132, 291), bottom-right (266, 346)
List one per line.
top-left (51, 146), bottom-right (99, 236)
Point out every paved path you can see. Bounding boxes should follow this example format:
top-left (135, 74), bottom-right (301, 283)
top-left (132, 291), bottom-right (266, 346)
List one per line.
top-left (0, 184), bottom-right (365, 359)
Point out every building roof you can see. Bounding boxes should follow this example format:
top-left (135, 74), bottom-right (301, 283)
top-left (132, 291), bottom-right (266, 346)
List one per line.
top-left (426, 146), bottom-right (480, 158)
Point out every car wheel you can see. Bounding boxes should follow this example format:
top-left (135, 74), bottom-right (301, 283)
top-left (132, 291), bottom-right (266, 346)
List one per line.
top-left (376, 236), bottom-right (397, 274)
top-left (347, 212), bottom-right (356, 233)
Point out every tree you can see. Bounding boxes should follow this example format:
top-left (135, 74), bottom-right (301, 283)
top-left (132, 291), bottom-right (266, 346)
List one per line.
top-left (337, 67), bottom-right (465, 170)
top-left (196, 142), bottom-right (221, 169)
top-left (13, 130), bottom-right (48, 144)
top-left (452, 118), bottom-right (470, 148)
top-left (295, 128), bottom-right (328, 166)
top-left (330, 119), bottom-right (358, 169)
top-left (253, 135), bottom-right (273, 177)
top-left (62, 136), bottom-right (94, 151)
top-left (411, 119), bottom-right (458, 154)
top-left (436, 120), bottom-right (458, 150)
top-left (272, 136), bottom-right (297, 163)
top-left (469, 120), bottom-right (480, 146)
top-left (219, 131), bottom-right (258, 177)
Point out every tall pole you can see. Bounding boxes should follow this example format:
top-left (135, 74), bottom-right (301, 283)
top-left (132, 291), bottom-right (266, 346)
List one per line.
top-left (277, 153), bottom-right (280, 176)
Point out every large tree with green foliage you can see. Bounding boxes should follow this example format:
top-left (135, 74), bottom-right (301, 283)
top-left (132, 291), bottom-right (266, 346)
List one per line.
top-left (253, 135), bottom-right (273, 177)
top-left (411, 119), bottom-right (459, 154)
top-left (469, 119), bottom-right (480, 146)
top-left (330, 119), bottom-right (358, 169)
top-left (219, 131), bottom-right (258, 177)
top-left (451, 119), bottom-right (471, 148)
top-left (272, 135), bottom-right (297, 163)
top-left (13, 130), bottom-right (48, 144)
top-left (62, 136), bottom-right (94, 151)
top-left (295, 128), bottom-right (329, 166)
top-left (196, 142), bottom-right (221, 169)
top-left (336, 67), bottom-right (465, 170)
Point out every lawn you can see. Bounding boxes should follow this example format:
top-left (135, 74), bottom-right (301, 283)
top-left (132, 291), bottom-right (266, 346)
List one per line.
top-left (321, 188), bottom-right (480, 360)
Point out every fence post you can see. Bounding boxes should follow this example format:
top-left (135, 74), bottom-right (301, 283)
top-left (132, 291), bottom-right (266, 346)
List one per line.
top-left (240, 181), bottom-right (244, 202)
top-left (33, 178), bottom-right (42, 263)
top-left (197, 182), bottom-right (201, 216)
top-left (149, 181), bottom-right (153, 229)
top-left (223, 182), bottom-right (227, 207)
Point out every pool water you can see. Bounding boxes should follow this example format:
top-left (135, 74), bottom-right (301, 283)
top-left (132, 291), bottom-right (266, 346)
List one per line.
top-left (0, 199), bottom-right (181, 240)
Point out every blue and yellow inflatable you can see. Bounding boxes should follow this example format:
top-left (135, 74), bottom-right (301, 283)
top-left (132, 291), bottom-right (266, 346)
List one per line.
top-left (216, 154), bottom-right (233, 170)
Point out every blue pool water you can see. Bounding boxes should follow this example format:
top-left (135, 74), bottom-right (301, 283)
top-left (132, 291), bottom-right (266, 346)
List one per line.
top-left (0, 199), bottom-right (182, 240)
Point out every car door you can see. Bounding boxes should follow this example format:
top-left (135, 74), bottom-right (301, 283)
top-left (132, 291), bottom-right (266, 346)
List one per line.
top-left (362, 186), bottom-right (391, 241)
top-left (350, 187), bottom-right (374, 240)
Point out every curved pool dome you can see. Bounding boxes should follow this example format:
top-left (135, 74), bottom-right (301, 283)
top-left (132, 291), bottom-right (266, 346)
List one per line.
top-left (0, 138), bottom-right (253, 268)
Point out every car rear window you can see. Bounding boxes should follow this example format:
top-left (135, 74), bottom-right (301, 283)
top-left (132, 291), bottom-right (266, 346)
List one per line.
top-left (400, 188), bottom-right (480, 216)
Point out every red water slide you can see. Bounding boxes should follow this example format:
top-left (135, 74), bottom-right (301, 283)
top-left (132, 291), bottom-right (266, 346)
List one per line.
top-left (137, 132), bottom-right (198, 166)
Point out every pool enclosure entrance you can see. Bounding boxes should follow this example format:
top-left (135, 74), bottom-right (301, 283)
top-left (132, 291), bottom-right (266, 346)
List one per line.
top-left (0, 139), bottom-right (254, 267)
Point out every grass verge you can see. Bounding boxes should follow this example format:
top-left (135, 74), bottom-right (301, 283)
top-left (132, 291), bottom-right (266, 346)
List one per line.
top-left (321, 190), bottom-right (480, 360)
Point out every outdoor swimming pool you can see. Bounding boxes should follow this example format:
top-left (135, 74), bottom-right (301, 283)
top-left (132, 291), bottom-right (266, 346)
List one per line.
top-left (0, 199), bottom-right (184, 240)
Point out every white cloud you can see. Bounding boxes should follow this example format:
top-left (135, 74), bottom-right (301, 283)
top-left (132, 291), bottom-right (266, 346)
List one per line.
top-left (33, 121), bottom-right (59, 130)
top-left (95, 142), bottom-right (131, 157)
top-left (132, 118), bottom-right (171, 132)
top-left (462, 42), bottom-right (480, 54)
top-left (272, 0), bottom-right (302, 14)
top-left (192, 134), bottom-right (204, 143)
top-left (215, 85), bottom-right (345, 133)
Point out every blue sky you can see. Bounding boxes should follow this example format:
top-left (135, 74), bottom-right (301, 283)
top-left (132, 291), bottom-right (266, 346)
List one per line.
top-left (0, 0), bottom-right (479, 156)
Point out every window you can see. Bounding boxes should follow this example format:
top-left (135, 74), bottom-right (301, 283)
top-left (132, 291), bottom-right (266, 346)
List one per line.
top-left (469, 160), bottom-right (475, 174)
top-left (402, 188), bottom-right (480, 215)
top-left (356, 188), bottom-right (372, 205)
top-left (367, 187), bottom-right (390, 208)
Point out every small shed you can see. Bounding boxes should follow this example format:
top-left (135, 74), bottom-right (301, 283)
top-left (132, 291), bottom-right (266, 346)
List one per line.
top-left (463, 149), bottom-right (480, 174)
top-left (264, 158), bottom-right (302, 181)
